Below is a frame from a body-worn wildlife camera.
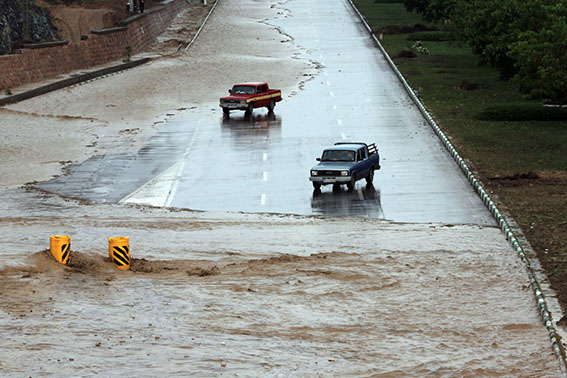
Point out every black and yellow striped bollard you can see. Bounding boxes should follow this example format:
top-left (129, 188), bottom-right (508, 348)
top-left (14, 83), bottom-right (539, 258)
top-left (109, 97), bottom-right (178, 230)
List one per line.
top-left (109, 237), bottom-right (130, 270)
top-left (50, 235), bottom-right (71, 265)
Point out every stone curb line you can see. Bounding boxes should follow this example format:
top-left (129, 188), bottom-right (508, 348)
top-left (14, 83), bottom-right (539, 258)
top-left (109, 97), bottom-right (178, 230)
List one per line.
top-left (346, 0), bottom-right (566, 371)
top-left (0, 58), bottom-right (151, 107)
top-left (184, 0), bottom-right (219, 51)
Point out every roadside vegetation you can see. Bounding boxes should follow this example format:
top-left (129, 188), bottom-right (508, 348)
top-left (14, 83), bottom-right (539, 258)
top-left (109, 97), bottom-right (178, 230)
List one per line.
top-left (353, 0), bottom-right (567, 311)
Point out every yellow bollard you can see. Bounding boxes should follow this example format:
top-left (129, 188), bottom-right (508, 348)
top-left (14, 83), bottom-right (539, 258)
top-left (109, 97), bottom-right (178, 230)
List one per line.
top-left (109, 237), bottom-right (130, 270)
top-left (50, 235), bottom-right (71, 265)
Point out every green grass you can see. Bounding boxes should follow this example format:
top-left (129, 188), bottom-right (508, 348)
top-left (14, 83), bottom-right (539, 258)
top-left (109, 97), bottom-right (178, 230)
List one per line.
top-left (355, 1), bottom-right (425, 31)
top-left (354, 0), bottom-right (567, 175)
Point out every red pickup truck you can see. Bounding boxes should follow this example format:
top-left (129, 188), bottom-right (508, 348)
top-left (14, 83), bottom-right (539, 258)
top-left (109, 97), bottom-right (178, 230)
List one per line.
top-left (219, 82), bottom-right (282, 115)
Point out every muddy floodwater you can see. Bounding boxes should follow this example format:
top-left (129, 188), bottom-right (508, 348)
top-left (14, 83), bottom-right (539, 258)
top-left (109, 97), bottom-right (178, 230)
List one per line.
top-left (0, 189), bottom-right (561, 376)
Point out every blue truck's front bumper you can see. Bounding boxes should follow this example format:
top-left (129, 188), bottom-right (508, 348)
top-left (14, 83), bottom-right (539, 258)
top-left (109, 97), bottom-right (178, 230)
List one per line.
top-left (309, 176), bottom-right (352, 185)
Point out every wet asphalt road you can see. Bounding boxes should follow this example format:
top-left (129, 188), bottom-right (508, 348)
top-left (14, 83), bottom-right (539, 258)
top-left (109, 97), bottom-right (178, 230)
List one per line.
top-left (38, 0), bottom-right (493, 225)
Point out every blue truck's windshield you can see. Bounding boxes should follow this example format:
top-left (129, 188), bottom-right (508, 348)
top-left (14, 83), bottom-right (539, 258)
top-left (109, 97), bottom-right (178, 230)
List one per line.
top-left (232, 85), bottom-right (255, 94)
top-left (321, 150), bottom-right (355, 162)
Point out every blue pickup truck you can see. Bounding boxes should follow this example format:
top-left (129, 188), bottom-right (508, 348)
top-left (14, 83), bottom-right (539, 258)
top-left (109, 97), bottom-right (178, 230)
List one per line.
top-left (309, 142), bottom-right (380, 190)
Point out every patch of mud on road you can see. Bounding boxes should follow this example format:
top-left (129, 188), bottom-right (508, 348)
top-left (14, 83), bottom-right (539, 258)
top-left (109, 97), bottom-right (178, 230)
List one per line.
top-left (0, 189), bottom-right (561, 376)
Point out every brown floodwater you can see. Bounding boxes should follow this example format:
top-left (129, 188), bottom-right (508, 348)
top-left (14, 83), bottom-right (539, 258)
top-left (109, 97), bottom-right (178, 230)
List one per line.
top-left (0, 189), bottom-right (561, 376)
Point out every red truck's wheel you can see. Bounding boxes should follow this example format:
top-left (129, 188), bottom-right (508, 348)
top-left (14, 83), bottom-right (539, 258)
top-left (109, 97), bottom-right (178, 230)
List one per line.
top-left (223, 108), bottom-right (229, 115)
top-left (246, 102), bottom-right (254, 114)
top-left (268, 99), bottom-right (275, 112)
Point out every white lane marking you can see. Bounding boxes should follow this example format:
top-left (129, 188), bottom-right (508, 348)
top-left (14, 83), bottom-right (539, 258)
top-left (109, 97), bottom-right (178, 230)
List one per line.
top-left (341, 133), bottom-right (347, 140)
top-left (260, 194), bottom-right (266, 205)
top-left (330, 91), bottom-right (335, 97)
top-left (263, 153), bottom-right (268, 161)
top-left (263, 171), bottom-right (268, 181)
top-left (337, 119), bottom-right (342, 126)
top-left (357, 188), bottom-right (365, 200)
top-left (324, 71), bottom-right (328, 76)
top-left (120, 123), bottom-right (201, 206)
top-left (326, 81), bottom-right (331, 86)
top-left (333, 104), bottom-right (337, 111)
top-left (120, 160), bottom-right (185, 207)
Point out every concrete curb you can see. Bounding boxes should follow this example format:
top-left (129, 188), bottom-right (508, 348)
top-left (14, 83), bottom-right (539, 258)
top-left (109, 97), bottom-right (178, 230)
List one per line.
top-left (346, 0), bottom-right (566, 371)
top-left (184, 0), bottom-right (219, 51)
top-left (0, 58), bottom-right (150, 107)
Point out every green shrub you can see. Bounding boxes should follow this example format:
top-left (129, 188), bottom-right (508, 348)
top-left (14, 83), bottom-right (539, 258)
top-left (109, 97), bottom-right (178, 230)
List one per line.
top-left (123, 45), bottom-right (132, 63)
top-left (475, 104), bottom-right (567, 121)
top-left (411, 41), bottom-right (430, 55)
top-left (407, 31), bottom-right (454, 41)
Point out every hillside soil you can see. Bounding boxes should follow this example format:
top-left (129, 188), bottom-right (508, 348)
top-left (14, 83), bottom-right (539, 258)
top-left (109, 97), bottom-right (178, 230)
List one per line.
top-left (41, 0), bottom-right (158, 42)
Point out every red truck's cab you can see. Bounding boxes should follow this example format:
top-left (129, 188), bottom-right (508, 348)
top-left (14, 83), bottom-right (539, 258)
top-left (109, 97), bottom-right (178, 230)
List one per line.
top-left (219, 82), bottom-right (282, 115)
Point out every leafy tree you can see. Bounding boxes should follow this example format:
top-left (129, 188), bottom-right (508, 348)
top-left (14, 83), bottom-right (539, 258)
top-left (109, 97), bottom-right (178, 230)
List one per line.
top-left (452, 0), bottom-right (551, 79)
top-left (402, 0), bottom-right (567, 102)
top-left (403, 0), bottom-right (458, 22)
top-left (508, 1), bottom-right (567, 103)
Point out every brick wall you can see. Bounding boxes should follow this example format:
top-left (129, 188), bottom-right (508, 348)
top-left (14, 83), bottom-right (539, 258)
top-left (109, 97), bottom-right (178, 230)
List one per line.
top-left (0, 0), bottom-right (187, 90)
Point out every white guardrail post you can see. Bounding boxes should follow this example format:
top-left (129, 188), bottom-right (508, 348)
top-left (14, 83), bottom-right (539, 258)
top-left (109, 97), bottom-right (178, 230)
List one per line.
top-left (346, 0), bottom-right (566, 371)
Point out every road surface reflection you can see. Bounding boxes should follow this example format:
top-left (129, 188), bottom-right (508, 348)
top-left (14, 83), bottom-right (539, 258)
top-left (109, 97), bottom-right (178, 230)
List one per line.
top-left (221, 111), bottom-right (282, 137)
top-left (311, 183), bottom-right (384, 218)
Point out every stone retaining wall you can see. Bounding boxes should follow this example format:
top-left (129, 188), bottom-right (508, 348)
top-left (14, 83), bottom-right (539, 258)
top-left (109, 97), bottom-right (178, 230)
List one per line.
top-left (0, 0), bottom-right (186, 90)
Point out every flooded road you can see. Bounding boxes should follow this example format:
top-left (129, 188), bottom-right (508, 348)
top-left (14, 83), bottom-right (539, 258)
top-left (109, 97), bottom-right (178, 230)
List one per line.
top-left (37, 0), bottom-right (492, 225)
top-left (0, 191), bottom-right (561, 376)
top-left (0, 0), bottom-right (563, 376)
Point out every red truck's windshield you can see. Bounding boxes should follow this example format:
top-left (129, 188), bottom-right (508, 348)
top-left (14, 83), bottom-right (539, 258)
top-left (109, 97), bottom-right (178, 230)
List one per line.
top-left (231, 85), bottom-right (255, 94)
top-left (321, 150), bottom-right (355, 162)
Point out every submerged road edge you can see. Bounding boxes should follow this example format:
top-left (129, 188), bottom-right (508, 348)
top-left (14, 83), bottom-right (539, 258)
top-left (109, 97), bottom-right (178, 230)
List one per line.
top-left (345, 0), bottom-right (567, 371)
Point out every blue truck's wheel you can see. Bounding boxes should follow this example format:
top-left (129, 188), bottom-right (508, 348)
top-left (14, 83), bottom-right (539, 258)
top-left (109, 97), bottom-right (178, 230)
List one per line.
top-left (366, 168), bottom-right (374, 183)
top-left (313, 182), bottom-right (321, 190)
top-left (347, 174), bottom-right (356, 191)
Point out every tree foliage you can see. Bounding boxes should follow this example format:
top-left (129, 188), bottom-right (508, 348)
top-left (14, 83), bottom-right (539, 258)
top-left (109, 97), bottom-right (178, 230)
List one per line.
top-left (403, 0), bottom-right (567, 103)
top-left (508, 2), bottom-right (567, 103)
top-left (452, 0), bottom-right (550, 79)
top-left (402, 0), bottom-right (457, 22)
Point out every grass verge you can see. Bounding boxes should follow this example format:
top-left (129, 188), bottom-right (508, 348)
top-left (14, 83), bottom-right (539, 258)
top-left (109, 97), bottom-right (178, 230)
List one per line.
top-left (352, 0), bottom-right (567, 312)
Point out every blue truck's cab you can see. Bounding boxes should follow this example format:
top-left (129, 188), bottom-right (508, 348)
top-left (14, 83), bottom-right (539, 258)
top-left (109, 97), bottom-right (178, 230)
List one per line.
top-left (309, 142), bottom-right (380, 191)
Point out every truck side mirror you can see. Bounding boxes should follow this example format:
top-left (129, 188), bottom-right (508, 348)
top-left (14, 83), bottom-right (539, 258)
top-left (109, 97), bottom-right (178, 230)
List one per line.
top-left (316, 158), bottom-right (321, 161)
top-left (228, 89), bottom-right (232, 94)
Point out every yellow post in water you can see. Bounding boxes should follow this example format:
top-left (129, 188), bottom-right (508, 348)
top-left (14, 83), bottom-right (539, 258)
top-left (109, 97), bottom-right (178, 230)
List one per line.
top-left (109, 237), bottom-right (130, 270)
top-left (50, 235), bottom-right (71, 265)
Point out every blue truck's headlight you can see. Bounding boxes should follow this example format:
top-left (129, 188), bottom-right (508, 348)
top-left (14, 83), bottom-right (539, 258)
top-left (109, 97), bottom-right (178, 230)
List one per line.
top-left (341, 170), bottom-right (349, 176)
top-left (311, 170), bottom-right (318, 176)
